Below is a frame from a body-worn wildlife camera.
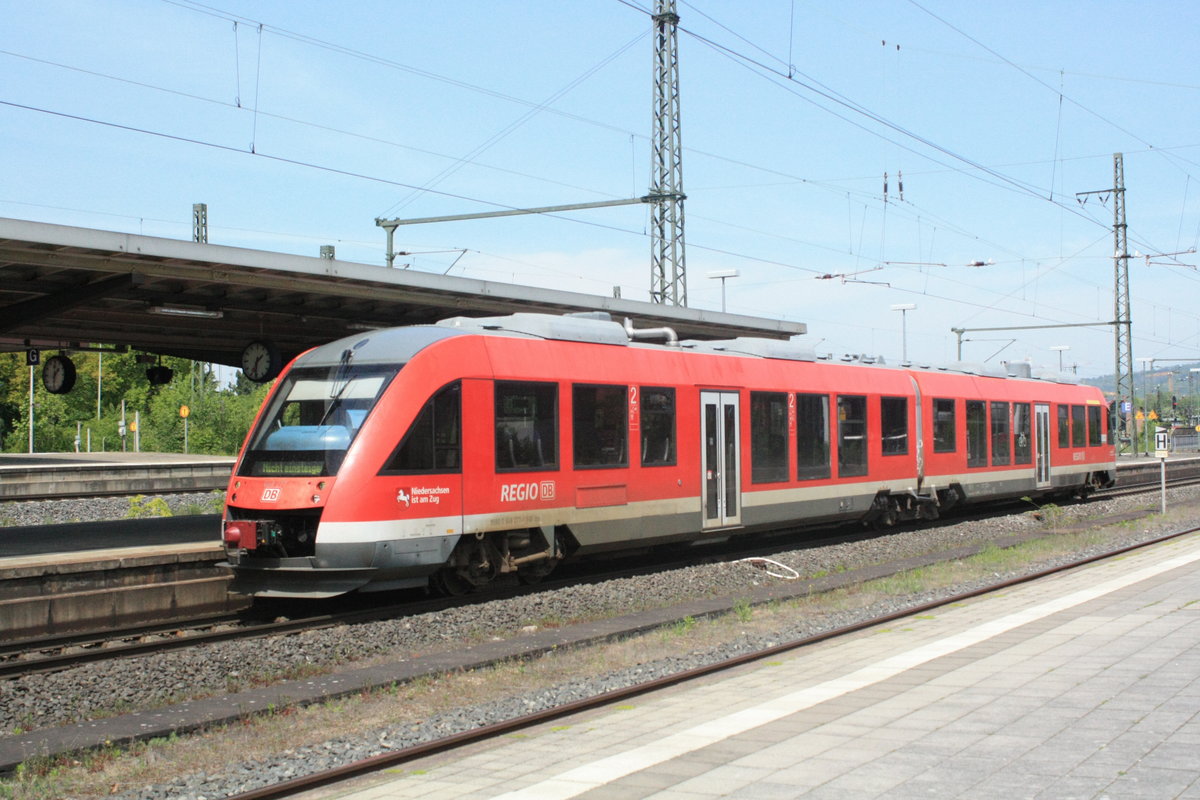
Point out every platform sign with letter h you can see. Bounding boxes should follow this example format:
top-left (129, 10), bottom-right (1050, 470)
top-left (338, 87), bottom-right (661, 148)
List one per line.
top-left (1155, 427), bottom-right (1169, 514)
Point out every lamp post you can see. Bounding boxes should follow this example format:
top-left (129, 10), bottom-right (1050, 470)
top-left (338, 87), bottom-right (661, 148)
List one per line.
top-left (706, 270), bottom-right (739, 312)
top-left (890, 303), bottom-right (916, 362)
top-left (1050, 345), bottom-right (1070, 372)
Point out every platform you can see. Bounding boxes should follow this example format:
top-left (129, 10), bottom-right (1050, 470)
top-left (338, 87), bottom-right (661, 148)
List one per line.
top-left (336, 531), bottom-right (1200, 799)
top-left (0, 540), bottom-right (237, 641)
top-left (0, 451), bottom-right (234, 500)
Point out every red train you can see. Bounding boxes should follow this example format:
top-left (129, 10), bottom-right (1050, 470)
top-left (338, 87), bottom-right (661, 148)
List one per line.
top-left (221, 312), bottom-right (1116, 597)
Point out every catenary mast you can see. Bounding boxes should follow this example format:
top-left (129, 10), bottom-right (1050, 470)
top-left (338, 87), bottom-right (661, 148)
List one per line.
top-left (1112, 153), bottom-right (1134, 454)
top-left (649, 0), bottom-right (686, 306)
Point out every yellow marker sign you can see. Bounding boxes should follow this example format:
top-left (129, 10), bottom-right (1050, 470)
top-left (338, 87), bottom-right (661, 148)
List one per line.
top-left (180, 405), bottom-right (190, 418)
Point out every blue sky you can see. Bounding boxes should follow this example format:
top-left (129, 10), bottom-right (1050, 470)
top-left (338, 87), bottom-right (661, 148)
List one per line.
top-left (4, 1), bottom-right (1199, 379)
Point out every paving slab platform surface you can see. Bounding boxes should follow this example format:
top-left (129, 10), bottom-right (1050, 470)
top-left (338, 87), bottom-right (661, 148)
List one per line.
top-left (329, 531), bottom-right (1200, 800)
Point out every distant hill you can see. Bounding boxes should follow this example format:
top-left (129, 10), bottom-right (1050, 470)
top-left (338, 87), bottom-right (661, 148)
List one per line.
top-left (1079, 361), bottom-right (1200, 396)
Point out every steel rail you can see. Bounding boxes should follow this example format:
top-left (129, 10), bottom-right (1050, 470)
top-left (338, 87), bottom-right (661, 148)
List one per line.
top-left (2, 469), bottom-right (1188, 680)
top-left (224, 523), bottom-right (1200, 799)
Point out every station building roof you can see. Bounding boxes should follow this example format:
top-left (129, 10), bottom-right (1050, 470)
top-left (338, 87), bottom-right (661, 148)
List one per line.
top-left (0, 217), bottom-right (805, 370)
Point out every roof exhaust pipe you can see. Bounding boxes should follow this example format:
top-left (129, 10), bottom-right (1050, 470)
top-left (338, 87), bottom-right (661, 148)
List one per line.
top-left (623, 317), bottom-right (679, 347)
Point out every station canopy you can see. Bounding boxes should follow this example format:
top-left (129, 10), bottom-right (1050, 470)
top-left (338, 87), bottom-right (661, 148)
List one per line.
top-left (0, 217), bottom-right (805, 372)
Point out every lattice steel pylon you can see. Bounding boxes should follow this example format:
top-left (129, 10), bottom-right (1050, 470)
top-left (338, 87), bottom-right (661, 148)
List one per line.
top-left (1112, 153), bottom-right (1134, 455)
top-left (192, 203), bottom-right (208, 244)
top-left (649, 0), bottom-right (687, 306)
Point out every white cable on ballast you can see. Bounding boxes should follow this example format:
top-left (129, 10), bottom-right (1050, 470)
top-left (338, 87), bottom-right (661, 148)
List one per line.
top-left (735, 557), bottom-right (800, 580)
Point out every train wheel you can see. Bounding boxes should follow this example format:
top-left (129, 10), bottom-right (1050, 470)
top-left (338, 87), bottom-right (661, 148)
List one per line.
top-left (432, 568), bottom-right (475, 597)
top-left (516, 559), bottom-right (556, 585)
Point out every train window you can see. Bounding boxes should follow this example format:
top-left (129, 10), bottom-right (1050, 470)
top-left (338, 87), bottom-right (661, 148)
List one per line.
top-left (640, 386), bottom-right (676, 466)
top-left (837, 395), bottom-right (867, 478)
top-left (1057, 405), bottom-right (1070, 448)
top-left (751, 392), bottom-right (789, 483)
top-left (933, 398), bottom-right (956, 453)
top-left (881, 396), bottom-right (908, 456)
top-left (796, 393), bottom-right (830, 480)
top-left (1071, 405), bottom-right (1086, 447)
top-left (966, 401), bottom-right (987, 467)
top-left (990, 401), bottom-right (1011, 466)
top-left (239, 363), bottom-right (400, 478)
top-left (1013, 402), bottom-right (1031, 465)
top-left (381, 382), bottom-right (461, 474)
top-left (495, 381), bottom-right (558, 471)
top-left (573, 384), bottom-right (628, 468)
top-left (1087, 405), bottom-right (1102, 446)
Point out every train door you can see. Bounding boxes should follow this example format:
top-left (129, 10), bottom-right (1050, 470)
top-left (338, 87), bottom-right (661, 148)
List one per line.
top-left (1035, 403), bottom-right (1051, 488)
top-left (701, 390), bottom-right (741, 529)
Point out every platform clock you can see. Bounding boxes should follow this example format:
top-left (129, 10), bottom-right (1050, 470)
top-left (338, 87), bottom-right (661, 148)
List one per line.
top-left (240, 340), bottom-right (282, 382)
top-left (42, 354), bottom-right (77, 394)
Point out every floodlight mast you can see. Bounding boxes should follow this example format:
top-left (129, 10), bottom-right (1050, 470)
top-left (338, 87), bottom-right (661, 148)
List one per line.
top-left (890, 304), bottom-right (916, 362)
top-left (707, 269), bottom-right (739, 312)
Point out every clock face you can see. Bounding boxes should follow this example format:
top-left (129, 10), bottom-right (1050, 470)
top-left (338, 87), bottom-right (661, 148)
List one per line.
top-left (43, 355), bottom-right (77, 394)
top-left (241, 340), bottom-right (279, 382)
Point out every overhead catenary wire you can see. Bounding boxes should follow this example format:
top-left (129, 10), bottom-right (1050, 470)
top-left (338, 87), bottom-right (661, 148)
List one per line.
top-left (54, 0), bottom-right (1200, 247)
top-left (5, 13), bottom-right (1181, 289)
top-left (7, 1), bottom-right (1198, 358)
top-left (377, 29), bottom-right (650, 218)
top-left (629, 1), bottom-right (1200, 301)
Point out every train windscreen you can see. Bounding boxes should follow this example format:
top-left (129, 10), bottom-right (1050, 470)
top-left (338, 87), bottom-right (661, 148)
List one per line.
top-left (238, 361), bottom-right (400, 477)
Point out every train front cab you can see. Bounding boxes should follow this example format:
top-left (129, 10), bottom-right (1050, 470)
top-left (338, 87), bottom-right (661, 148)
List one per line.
top-left (221, 329), bottom-right (479, 598)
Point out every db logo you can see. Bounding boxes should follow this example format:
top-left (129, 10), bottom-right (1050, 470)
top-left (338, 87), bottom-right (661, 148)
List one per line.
top-left (261, 487), bottom-right (281, 502)
top-left (396, 488), bottom-right (411, 508)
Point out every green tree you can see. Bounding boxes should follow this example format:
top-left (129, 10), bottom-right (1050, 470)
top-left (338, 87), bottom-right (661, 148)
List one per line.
top-left (0, 350), bottom-right (272, 455)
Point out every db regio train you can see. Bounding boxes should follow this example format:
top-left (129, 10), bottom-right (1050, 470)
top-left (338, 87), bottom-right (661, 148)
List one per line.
top-left (221, 312), bottom-right (1116, 597)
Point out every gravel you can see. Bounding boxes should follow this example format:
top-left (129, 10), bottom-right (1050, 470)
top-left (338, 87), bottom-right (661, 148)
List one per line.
top-left (0, 492), bottom-right (223, 527)
top-left (2, 488), bottom-right (1196, 800)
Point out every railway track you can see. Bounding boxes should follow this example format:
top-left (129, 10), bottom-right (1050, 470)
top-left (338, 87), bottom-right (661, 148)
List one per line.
top-left (222, 521), bottom-right (1200, 800)
top-left (2, 479), bottom-right (1197, 791)
top-left (1, 468), bottom-right (1190, 682)
top-left (0, 523), bottom-right (869, 680)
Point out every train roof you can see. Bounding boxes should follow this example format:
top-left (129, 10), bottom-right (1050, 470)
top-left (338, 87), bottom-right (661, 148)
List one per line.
top-left (296, 311), bottom-right (1084, 386)
top-left (294, 325), bottom-right (467, 368)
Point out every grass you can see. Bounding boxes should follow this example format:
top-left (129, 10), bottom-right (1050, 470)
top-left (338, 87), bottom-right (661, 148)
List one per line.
top-left (1022, 496), bottom-right (1068, 532)
top-left (123, 495), bottom-right (173, 518)
top-left (733, 597), bottom-right (753, 622)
